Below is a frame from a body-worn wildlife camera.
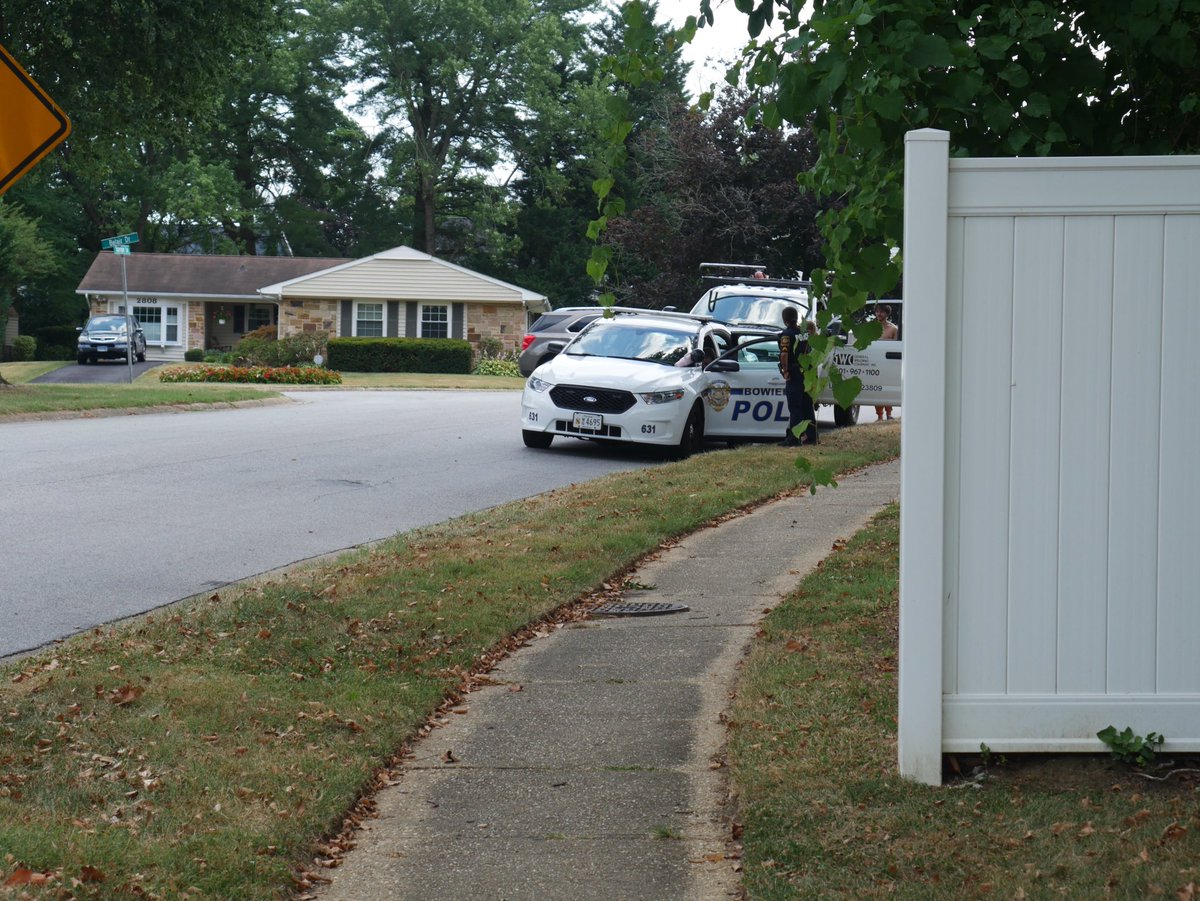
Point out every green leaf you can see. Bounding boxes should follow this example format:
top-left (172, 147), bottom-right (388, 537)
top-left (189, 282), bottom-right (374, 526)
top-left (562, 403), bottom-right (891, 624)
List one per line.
top-left (866, 90), bottom-right (905, 121)
top-left (846, 121), bottom-right (882, 147)
top-left (1043, 122), bottom-right (1067, 144)
top-left (906, 34), bottom-right (954, 69)
top-left (793, 456), bottom-right (838, 495)
top-left (999, 64), bottom-right (1030, 88)
top-left (1023, 92), bottom-right (1050, 118)
top-left (586, 217), bottom-right (607, 240)
top-left (831, 373), bottom-right (862, 409)
top-left (592, 177), bottom-right (615, 202)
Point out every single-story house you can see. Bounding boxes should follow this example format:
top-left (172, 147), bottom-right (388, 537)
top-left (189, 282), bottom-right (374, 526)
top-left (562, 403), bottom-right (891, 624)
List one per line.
top-left (76, 245), bottom-right (549, 362)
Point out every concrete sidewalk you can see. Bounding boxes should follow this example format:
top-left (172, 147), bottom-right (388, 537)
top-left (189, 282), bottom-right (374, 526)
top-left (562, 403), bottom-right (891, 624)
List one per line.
top-left (317, 459), bottom-right (901, 901)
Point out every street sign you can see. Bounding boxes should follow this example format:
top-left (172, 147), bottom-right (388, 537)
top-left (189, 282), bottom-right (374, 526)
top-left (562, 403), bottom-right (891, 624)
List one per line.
top-left (101, 233), bottom-right (139, 249)
top-left (114, 245), bottom-right (130, 255)
top-left (0, 43), bottom-right (71, 197)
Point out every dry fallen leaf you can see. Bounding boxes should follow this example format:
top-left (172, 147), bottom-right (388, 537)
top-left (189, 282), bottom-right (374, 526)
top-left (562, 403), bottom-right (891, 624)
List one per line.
top-left (441, 749), bottom-right (457, 764)
top-left (109, 684), bottom-right (144, 706)
top-left (1162, 823), bottom-right (1187, 841)
top-left (79, 865), bottom-right (105, 883)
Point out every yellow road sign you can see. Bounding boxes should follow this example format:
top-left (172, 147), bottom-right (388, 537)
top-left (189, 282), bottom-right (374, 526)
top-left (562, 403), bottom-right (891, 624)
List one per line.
top-left (0, 43), bottom-right (71, 196)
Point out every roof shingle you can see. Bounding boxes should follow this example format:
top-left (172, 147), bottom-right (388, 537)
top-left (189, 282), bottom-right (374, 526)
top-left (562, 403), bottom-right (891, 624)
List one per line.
top-left (76, 253), bottom-right (348, 298)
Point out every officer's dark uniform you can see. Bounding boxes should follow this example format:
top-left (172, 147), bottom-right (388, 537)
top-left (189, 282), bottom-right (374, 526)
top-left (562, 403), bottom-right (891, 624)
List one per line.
top-left (779, 323), bottom-right (818, 445)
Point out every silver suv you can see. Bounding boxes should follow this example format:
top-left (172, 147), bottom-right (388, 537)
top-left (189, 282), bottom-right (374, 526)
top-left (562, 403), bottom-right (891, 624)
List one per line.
top-left (518, 307), bottom-right (603, 376)
top-left (77, 314), bottom-right (147, 364)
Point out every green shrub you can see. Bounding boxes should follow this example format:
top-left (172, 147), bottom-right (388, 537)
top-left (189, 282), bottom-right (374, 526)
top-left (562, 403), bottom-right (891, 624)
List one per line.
top-left (235, 331), bottom-right (329, 367)
top-left (157, 365), bottom-right (342, 385)
top-left (10, 334), bottom-right (36, 361)
top-left (36, 345), bottom-right (75, 361)
top-left (36, 325), bottom-right (81, 349)
top-left (473, 358), bottom-right (522, 377)
top-left (476, 336), bottom-right (504, 359)
top-left (184, 348), bottom-right (205, 362)
top-left (327, 337), bottom-right (472, 373)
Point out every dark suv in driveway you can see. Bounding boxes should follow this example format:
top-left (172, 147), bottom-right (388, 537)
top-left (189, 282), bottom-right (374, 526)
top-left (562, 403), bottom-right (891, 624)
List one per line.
top-left (77, 314), bottom-right (147, 364)
top-left (518, 307), bottom-right (603, 376)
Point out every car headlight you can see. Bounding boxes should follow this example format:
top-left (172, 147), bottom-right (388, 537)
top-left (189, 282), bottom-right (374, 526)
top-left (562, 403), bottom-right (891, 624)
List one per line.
top-left (527, 375), bottom-right (552, 393)
top-left (640, 388), bottom-right (686, 405)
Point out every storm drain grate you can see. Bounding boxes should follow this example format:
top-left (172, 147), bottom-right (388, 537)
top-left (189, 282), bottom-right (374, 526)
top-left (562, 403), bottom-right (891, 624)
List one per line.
top-left (591, 602), bottom-right (690, 617)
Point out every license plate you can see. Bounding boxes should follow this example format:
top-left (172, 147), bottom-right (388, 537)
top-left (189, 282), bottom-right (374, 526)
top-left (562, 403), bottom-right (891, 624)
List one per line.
top-left (573, 412), bottom-right (603, 431)
top-left (96, 346), bottom-right (107, 352)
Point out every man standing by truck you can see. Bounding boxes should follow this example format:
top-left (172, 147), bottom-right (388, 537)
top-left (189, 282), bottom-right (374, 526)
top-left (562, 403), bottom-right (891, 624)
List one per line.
top-left (779, 306), bottom-right (818, 446)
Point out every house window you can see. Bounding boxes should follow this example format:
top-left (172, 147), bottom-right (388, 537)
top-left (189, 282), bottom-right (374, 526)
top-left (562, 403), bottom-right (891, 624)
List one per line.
top-left (354, 302), bottom-right (384, 337)
top-left (248, 304), bottom-right (274, 331)
top-left (124, 303), bottom-right (181, 345)
top-left (420, 304), bottom-right (449, 339)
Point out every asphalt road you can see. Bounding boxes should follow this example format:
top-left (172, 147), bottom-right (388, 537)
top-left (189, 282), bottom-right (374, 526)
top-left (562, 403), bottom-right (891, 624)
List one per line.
top-left (0, 391), bottom-right (660, 659)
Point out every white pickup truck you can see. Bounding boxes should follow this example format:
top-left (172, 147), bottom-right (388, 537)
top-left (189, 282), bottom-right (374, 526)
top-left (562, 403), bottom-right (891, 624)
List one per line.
top-left (688, 274), bottom-right (901, 426)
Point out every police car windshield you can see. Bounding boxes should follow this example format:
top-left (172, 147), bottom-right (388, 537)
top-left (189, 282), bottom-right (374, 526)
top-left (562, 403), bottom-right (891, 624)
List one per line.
top-left (696, 295), bottom-right (809, 326)
top-left (565, 322), bottom-right (693, 366)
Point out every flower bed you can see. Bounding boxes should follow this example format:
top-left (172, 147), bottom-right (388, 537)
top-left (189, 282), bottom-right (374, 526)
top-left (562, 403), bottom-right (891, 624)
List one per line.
top-left (158, 365), bottom-right (342, 385)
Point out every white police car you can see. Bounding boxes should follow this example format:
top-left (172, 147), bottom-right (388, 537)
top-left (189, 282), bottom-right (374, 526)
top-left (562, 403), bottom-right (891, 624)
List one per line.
top-left (521, 310), bottom-right (827, 454)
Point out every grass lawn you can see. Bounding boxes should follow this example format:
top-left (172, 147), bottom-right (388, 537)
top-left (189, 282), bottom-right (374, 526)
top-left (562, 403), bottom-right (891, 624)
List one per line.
top-left (729, 505), bottom-right (1200, 899)
top-left (0, 425), bottom-right (899, 897)
top-left (0, 380), bottom-right (276, 417)
top-left (0, 362), bottom-right (69, 384)
top-left (0, 366), bottom-right (523, 419)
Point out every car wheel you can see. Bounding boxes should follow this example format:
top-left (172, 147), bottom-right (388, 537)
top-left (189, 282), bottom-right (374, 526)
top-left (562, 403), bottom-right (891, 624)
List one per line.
top-left (672, 404), bottom-right (704, 459)
top-left (834, 404), bottom-right (860, 427)
top-left (522, 429), bottom-right (553, 449)
top-left (136, 347), bottom-right (146, 363)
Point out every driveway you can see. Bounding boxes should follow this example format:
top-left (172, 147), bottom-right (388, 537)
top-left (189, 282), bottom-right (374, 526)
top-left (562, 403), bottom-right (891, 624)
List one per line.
top-left (31, 360), bottom-right (166, 383)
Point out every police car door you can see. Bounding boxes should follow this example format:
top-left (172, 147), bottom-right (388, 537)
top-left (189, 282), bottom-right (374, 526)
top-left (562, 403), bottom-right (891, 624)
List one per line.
top-left (701, 337), bottom-right (789, 440)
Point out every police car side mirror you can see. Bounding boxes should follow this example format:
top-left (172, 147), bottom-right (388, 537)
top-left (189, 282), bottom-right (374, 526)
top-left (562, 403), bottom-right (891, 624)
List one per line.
top-left (544, 342), bottom-right (565, 357)
top-left (662, 305), bottom-right (677, 312)
top-left (707, 359), bottom-right (739, 373)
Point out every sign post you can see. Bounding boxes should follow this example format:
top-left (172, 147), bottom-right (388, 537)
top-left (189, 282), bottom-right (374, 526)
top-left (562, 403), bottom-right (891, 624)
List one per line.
top-left (0, 44), bottom-right (71, 196)
top-left (101, 233), bottom-right (140, 383)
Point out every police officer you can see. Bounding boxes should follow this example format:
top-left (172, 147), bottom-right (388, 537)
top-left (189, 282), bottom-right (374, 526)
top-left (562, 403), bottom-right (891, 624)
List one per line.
top-left (779, 306), bottom-right (818, 446)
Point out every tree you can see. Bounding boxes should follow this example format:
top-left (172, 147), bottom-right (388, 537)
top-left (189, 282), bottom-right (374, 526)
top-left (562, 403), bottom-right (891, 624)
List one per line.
top-left (726, 0), bottom-right (1200, 315)
top-left (206, 1), bottom-right (401, 257)
top-left (341, 0), bottom-right (589, 254)
top-left (604, 88), bottom-right (823, 308)
top-left (597, 0), bottom-right (1200, 433)
top-left (0, 202), bottom-right (59, 378)
top-left (507, 2), bottom-right (690, 307)
top-left (0, 0), bottom-right (281, 248)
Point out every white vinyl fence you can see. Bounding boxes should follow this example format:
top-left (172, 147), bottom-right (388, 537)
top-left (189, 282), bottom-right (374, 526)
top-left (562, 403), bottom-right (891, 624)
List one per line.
top-left (898, 129), bottom-right (1200, 784)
